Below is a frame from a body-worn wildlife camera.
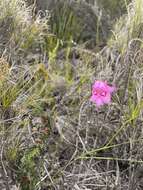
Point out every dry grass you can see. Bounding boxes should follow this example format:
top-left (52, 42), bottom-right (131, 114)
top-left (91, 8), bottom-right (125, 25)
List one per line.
top-left (0, 0), bottom-right (143, 190)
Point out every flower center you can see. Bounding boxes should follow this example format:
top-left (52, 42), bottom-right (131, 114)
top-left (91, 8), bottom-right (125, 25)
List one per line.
top-left (100, 91), bottom-right (106, 96)
top-left (93, 88), bottom-right (106, 97)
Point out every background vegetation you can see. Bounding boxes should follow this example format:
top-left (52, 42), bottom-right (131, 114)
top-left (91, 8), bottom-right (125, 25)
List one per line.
top-left (0, 0), bottom-right (143, 189)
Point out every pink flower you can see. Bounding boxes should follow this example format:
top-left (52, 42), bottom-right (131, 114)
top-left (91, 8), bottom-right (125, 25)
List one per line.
top-left (90, 81), bottom-right (116, 107)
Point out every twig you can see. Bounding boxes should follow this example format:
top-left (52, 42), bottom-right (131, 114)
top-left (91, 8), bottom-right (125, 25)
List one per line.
top-left (0, 140), bottom-right (10, 190)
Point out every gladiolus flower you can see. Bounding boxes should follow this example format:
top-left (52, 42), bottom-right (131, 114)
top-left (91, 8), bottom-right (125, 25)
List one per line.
top-left (90, 81), bottom-right (116, 107)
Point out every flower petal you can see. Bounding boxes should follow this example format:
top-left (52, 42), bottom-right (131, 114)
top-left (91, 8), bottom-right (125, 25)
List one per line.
top-left (90, 95), bottom-right (97, 103)
top-left (108, 86), bottom-right (116, 93)
top-left (93, 81), bottom-right (105, 89)
top-left (95, 98), bottom-right (104, 107)
top-left (102, 94), bottom-right (111, 104)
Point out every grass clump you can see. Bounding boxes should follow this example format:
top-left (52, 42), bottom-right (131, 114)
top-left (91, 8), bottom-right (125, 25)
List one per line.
top-left (108, 0), bottom-right (143, 53)
top-left (97, 0), bottom-right (131, 20)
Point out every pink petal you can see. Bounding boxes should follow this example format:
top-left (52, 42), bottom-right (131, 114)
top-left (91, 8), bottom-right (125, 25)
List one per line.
top-left (90, 95), bottom-right (97, 103)
top-left (108, 86), bottom-right (116, 93)
top-left (102, 94), bottom-right (111, 104)
top-left (90, 95), bottom-right (104, 107)
top-left (93, 81), bottom-right (105, 89)
top-left (95, 98), bottom-right (104, 107)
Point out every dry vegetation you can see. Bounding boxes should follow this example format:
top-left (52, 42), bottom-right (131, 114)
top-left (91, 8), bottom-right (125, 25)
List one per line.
top-left (0, 0), bottom-right (143, 190)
